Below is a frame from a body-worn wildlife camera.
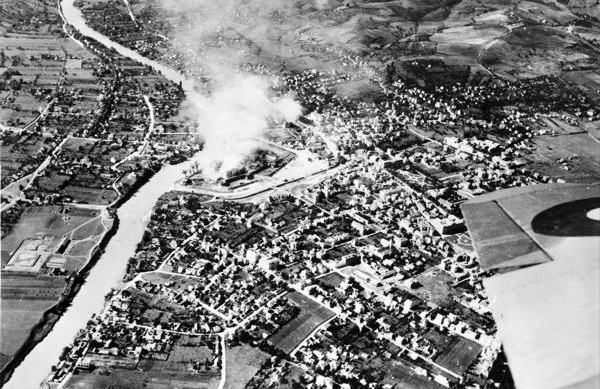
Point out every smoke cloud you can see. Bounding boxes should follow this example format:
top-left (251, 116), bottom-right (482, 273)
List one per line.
top-left (156, 0), bottom-right (308, 179)
top-left (189, 74), bottom-right (301, 179)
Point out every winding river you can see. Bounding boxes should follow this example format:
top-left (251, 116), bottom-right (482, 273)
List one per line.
top-left (3, 1), bottom-right (198, 387)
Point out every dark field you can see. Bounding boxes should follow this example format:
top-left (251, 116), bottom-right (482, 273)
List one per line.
top-left (269, 292), bottom-right (334, 354)
top-left (434, 336), bottom-right (482, 376)
top-left (317, 272), bottom-right (345, 289)
top-left (65, 367), bottom-right (220, 389)
top-left (63, 185), bottom-right (118, 205)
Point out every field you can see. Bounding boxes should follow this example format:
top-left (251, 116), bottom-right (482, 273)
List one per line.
top-left (0, 275), bottom-right (67, 371)
top-left (317, 272), bottom-right (345, 289)
top-left (0, 299), bottom-right (55, 361)
top-left (1, 205), bottom-right (100, 266)
top-left (434, 336), bottom-right (482, 376)
top-left (65, 367), bottom-right (220, 389)
top-left (380, 360), bottom-right (446, 389)
top-left (224, 344), bottom-right (269, 389)
top-left (0, 204), bottom-right (110, 375)
top-left (69, 216), bottom-right (106, 240)
top-left (268, 292), bottom-right (335, 354)
top-left (65, 240), bottom-right (97, 257)
top-left (63, 185), bottom-right (118, 205)
top-left (411, 267), bottom-right (457, 306)
top-left (528, 132), bottom-right (600, 182)
top-left (66, 336), bottom-right (221, 389)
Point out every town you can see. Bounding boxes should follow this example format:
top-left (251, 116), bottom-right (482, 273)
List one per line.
top-left (1, 0), bottom-right (599, 389)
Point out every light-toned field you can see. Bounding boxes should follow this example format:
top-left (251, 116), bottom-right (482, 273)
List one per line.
top-left (381, 360), bottom-right (446, 389)
top-left (65, 240), bottom-right (98, 257)
top-left (224, 344), bottom-right (269, 389)
top-left (431, 25), bottom-right (507, 46)
top-left (1, 206), bottom-right (99, 266)
top-left (70, 216), bottom-right (106, 241)
top-left (0, 274), bottom-right (67, 370)
top-left (530, 133), bottom-right (600, 181)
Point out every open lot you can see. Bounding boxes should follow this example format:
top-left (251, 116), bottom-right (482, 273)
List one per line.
top-left (434, 336), bottom-right (482, 376)
top-left (411, 267), bottom-right (458, 306)
top-left (269, 292), bottom-right (335, 354)
top-left (70, 215), bottom-right (107, 240)
top-left (379, 359), bottom-right (446, 389)
top-left (224, 344), bottom-right (269, 389)
top-left (1, 205), bottom-right (100, 266)
top-left (528, 133), bottom-right (600, 182)
top-left (65, 240), bottom-right (98, 257)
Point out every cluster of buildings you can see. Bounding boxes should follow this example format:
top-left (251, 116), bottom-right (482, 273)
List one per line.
top-left (47, 320), bottom-right (221, 385)
top-left (28, 3), bottom-right (600, 386)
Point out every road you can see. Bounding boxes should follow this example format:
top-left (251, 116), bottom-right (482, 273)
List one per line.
top-left (1, 136), bottom-right (69, 212)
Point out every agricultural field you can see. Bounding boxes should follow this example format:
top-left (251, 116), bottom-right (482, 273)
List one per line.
top-left (0, 132), bottom-right (51, 188)
top-left (65, 240), bottom-right (97, 257)
top-left (65, 366), bottom-right (220, 389)
top-left (224, 344), bottom-right (270, 389)
top-left (65, 335), bottom-right (221, 389)
top-left (0, 204), bottom-right (111, 376)
top-left (527, 132), bottom-right (600, 183)
top-left (62, 185), bottom-right (119, 205)
top-left (0, 275), bottom-right (67, 371)
top-left (269, 292), bottom-right (335, 354)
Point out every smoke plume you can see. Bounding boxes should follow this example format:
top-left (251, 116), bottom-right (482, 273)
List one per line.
top-left (189, 74), bottom-right (301, 179)
top-left (156, 0), bottom-right (308, 179)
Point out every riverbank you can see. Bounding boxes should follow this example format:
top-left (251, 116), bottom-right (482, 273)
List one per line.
top-left (3, 157), bottom-right (198, 389)
top-left (0, 0), bottom-right (201, 386)
top-left (0, 211), bottom-right (119, 386)
top-left (0, 159), bottom-right (170, 386)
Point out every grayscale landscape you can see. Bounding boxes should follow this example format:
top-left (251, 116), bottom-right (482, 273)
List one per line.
top-left (0, 1), bottom-right (599, 389)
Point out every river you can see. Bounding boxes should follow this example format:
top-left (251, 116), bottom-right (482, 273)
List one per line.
top-left (59, 0), bottom-right (198, 96)
top-left (3, 1), bottom-right (198, 387)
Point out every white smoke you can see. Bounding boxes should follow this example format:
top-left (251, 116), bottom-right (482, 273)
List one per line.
top-left (158, 0), bottom-right (304, 179)
top-left (188, 74), bottom-right (301, 180)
